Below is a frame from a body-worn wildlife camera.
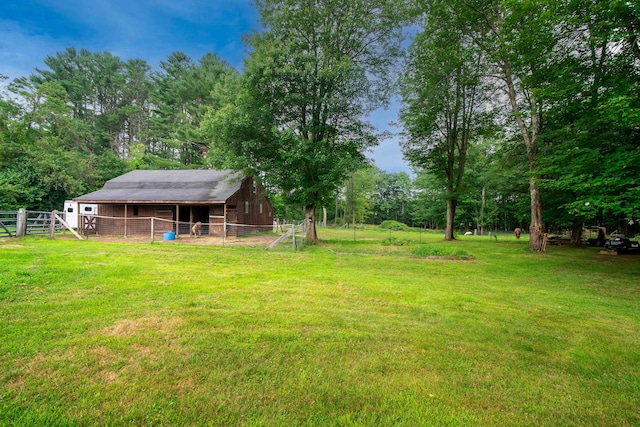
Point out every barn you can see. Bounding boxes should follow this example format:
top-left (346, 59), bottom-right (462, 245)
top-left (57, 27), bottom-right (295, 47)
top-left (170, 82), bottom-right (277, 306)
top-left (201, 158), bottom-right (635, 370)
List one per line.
top-left (73, 170), bottom-right (274, 237)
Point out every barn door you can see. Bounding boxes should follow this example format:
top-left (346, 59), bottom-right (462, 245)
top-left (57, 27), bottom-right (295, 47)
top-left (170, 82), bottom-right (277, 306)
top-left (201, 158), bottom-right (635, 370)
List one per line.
top-left (178, 206), bottom-right (190, 235)
top-left (192, 206), bottom-right (209, 235)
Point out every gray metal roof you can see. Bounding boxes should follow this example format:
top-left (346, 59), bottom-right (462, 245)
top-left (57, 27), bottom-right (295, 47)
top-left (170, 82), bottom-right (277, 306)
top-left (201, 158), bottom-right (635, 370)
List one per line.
top-left (74, 170), bottom-right (244, 204)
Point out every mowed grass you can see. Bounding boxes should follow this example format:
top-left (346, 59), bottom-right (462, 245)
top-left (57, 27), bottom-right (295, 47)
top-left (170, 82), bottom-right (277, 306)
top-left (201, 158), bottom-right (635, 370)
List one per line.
top-left (0, 230), bottom-right (639, 426)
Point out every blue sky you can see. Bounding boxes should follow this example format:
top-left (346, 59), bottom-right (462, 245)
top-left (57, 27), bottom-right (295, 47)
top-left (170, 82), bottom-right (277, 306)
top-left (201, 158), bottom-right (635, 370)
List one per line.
top-left (1, 0), bottom-right (409, 173)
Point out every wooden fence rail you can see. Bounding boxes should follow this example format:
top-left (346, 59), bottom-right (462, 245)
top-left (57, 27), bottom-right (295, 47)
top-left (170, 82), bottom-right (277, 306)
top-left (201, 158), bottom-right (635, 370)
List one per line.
top-left (0, 209), bottom-right (64, 239)
top-left (0, 211), bottom-right (17, 238)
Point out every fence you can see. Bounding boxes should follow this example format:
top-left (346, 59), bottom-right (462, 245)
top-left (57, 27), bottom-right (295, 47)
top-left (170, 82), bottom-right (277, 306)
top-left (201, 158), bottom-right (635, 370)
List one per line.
top-left (76, 214), bottom-right (276, 241)
top-left (0, 210), bottom-right (63, 238)
top-left (1, 210), bottom-right (305, 250)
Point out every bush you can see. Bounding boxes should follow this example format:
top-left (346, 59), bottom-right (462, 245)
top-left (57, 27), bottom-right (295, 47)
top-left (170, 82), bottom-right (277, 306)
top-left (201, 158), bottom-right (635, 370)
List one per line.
top-left (410, 245), bottom-right (443, 256)
top-left (378, 220), bottom-right (411, 231)
top-left (381, 236), bottom-right (415, 246)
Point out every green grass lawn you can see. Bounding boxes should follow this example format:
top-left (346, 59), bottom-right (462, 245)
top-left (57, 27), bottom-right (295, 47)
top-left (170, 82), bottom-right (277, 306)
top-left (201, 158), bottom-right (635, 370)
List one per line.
top-left (1, 230), bottom-right (639, 426)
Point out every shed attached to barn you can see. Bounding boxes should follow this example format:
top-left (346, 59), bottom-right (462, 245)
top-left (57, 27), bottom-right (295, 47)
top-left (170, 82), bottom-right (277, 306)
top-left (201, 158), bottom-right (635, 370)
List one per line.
top-left (73, 169), bottom-right (273, 237)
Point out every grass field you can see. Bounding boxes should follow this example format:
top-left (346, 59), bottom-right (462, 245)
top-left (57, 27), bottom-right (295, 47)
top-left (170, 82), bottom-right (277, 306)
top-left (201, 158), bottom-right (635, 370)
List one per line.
top-left (1, 229), bottom-right (639, 426)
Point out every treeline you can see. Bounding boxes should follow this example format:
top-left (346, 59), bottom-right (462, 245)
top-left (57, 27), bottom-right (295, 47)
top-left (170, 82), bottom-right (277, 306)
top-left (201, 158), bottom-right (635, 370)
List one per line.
top-left (397, 0), bottom-right (640, 246)
top-left (1, 0), bottom-right (639, 244)
top-left (0, 48), bottom-right (237, 211)
top-left (326, 158), bottom-right (528, 234)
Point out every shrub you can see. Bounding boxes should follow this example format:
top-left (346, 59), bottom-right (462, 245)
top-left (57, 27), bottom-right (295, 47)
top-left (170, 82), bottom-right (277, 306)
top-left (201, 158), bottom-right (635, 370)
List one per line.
top-left (381, 236), bottom-right (415, 246)
top-left (410, 245), bottom-right (443, 256)
top-left (450, 248), bottom-right (473, 259)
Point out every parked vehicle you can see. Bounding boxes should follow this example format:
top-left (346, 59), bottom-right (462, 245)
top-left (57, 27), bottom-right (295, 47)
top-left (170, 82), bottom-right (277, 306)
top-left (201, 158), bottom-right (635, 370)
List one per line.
top-left (63, 201), bottom-right (98, 229)
top-left (604, 237), bottom-right (640, 253)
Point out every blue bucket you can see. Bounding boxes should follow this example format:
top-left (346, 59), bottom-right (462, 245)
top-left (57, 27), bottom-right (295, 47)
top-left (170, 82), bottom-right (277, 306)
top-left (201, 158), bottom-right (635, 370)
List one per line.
top-left (163, 232), bottom-right (176, 241)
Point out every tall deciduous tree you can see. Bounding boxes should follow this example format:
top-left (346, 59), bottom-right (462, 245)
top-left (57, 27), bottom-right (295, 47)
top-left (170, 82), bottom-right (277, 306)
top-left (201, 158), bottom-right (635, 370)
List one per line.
top-left (433, 0), bottom-right (558, 250)
top-left (203, 0), bottom-right (405, 243)
top-left (400, 7), bottom-right (487, 240)
top-left (371, 171), bottom-right (414, 224)
top-left (344, 166), bottom-right (377, 225)
top-left (539, 0), bottom-right (640, 240)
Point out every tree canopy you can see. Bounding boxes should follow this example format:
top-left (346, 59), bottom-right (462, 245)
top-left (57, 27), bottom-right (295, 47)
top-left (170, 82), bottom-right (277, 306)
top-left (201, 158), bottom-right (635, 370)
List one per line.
top-left (400, 2), bottom-right (489, 240)
top-left (202, 0), bottom-right (406, 243)
top-left (1, 0), bottom-right (638, 243)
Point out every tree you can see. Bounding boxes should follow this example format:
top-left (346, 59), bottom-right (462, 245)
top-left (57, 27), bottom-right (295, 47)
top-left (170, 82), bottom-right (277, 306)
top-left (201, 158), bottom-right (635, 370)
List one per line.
top-left (203, 0), bottom-right (405, 243)
top-left (411, 171), bottom-right (447, 229)
top-left (344, 166), bottom-right (377, 225)
top-left (119, 58), bottom-right (153, 157)
top-left (0, 81), bottom-right (102, 210)
top-left (371, 171), bottom-right (413, 225)
top-left (538, 0), bottom-right (640, 241)
top-left (10, 48), bottom-right (154, 159)
top-left (149, 52), bottom-right (238, 167)
top-left (2, 68), bottom-right (133, 211)
top-left (435, 0), bottom-right (559, 250)
top-left (400, 6), bottom-right (487, 240)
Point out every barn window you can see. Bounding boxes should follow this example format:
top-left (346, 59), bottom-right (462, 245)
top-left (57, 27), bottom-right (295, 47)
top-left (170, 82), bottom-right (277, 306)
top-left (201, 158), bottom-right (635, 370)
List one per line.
top-left (260, 203), bottom-right (263, 214)
top-left (133, 206), bottom-right (139, 216)
top-left (252, 185), bottom-right (257, 194)
top-left (245, 201), bottom-right (249, 214)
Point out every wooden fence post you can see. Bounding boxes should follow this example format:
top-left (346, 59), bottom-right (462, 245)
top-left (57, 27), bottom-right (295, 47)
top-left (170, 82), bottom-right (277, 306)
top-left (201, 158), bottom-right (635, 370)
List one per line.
top-left (49, 210), bottom-right (57, 238)
top-left (16, 208), bottom-right (27, 237)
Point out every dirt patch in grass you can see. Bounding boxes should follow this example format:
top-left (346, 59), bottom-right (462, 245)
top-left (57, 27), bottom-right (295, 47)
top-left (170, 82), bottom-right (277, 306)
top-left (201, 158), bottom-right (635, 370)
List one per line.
top-left (89, 346), bottom-right (117, 363)
top-left (9, 348), bottom-right (78, 390)
top-left (102, 371), bottom-right (118, 383)
top-left (102, 316), bottom-right (184, 337)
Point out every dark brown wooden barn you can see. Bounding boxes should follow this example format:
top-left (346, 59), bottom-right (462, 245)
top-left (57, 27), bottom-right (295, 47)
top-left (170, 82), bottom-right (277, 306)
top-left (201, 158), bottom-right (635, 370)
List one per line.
top-left (73, 170), bottom-right (274, 237)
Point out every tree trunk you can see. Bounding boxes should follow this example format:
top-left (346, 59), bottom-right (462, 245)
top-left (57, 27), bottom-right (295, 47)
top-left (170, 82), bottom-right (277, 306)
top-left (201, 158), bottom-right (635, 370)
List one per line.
top-left (480, 185), bottom-right (486, 235)
top-left (503, 66), bottom-right (545, 252)
top-left (528, 180), bottom-right (544, 251)
top-left (352, 207), bottom-right (356, 233)
top-left (305, 204), bottom-right (318, 243)
top-left (570, 219), bottom-right (582, 245)
top-left (322, 206), bottom-right (327, 228)
top-left (445, 199), bottom-right (457, 241)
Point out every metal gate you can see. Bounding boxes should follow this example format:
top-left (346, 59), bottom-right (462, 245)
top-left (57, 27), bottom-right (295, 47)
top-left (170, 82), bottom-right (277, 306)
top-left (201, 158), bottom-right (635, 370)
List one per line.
top-left (0, 210), bottom-right (63, 238)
